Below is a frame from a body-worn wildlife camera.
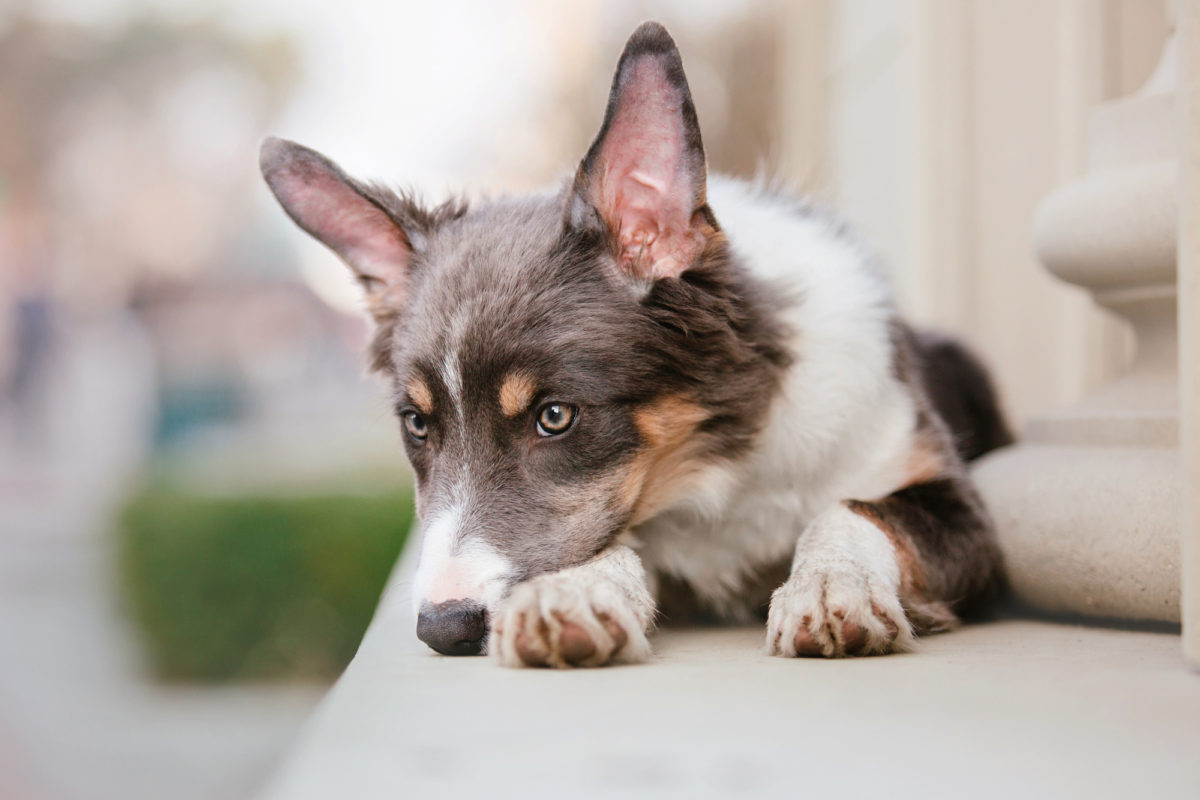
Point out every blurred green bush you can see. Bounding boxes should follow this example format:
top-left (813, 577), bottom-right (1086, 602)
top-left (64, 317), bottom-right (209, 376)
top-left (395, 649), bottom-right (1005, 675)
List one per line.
top-left (117, 490), bottom-right (414, 681)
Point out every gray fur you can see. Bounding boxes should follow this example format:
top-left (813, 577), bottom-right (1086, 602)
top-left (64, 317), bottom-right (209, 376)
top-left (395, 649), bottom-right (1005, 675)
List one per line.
top-left (388, 186), bottom-right (788, 579)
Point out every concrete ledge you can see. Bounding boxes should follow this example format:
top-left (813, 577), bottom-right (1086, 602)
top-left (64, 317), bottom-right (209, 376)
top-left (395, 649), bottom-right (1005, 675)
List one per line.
top-left (262, 575), bottom-right (1200, 799)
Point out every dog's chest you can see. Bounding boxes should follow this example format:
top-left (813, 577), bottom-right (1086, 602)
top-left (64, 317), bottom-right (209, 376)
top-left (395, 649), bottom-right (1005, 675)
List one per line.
top-left (632, 416), bottom-right (854, 618)
top-left (634, 483), bottom-right (816, 618)
top-left (629, 179), bottom-right (919, 619)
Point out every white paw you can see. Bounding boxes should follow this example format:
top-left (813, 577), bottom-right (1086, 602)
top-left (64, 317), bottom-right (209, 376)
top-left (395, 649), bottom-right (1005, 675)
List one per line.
top-left (766, 506), bottom-right (914, 658)
top-left (489, 568), bottom-right (652, 668)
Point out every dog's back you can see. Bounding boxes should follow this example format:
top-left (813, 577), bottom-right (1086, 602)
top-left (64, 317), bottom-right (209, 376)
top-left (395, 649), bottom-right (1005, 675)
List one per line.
top-left (908, 330), bottom-right (1014, 462)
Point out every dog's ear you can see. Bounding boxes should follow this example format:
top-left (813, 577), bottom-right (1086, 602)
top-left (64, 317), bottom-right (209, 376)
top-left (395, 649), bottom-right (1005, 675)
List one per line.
top-left (260, 137), bottom-right (414, 317)
top-left (568, 22), bottom-right (714, 283)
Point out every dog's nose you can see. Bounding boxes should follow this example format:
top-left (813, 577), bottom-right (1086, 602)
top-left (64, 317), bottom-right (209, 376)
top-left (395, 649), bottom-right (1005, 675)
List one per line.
top-left (416, 600), bottom-right (488, 655)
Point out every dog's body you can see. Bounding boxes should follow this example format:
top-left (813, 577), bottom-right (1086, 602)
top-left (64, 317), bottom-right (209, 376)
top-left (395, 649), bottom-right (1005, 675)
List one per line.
top-left (628, 177), bottom-right (1009, 626)
top-left (261, 22), bottom-right (1009, 666)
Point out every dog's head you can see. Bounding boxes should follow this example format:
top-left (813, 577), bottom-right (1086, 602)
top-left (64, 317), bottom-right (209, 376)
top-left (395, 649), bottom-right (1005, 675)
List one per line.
top-left (260, 22), bottom-right (787, 655)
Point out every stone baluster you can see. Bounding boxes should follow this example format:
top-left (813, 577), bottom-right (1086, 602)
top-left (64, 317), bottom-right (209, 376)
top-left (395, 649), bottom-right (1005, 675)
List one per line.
top-left (975, 8), bottom-right (1183, 624)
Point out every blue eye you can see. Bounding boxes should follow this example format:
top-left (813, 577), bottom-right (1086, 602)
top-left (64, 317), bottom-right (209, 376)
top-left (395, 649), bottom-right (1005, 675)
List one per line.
top-left (402, 410), bottom-right (428, 442)
top-left (536, 403), bottom-right (577, 436)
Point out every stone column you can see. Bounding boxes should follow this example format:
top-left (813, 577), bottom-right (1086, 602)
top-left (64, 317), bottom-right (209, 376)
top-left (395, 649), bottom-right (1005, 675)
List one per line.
top-left (1180, 0), bottom-right (1200, 667)
top-left (974, 9), bottom-right (1183, 624)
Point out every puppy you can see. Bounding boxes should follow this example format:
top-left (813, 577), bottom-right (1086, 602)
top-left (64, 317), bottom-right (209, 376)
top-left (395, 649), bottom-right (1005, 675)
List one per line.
top-left (260, 22), bottom-right (1010, 667)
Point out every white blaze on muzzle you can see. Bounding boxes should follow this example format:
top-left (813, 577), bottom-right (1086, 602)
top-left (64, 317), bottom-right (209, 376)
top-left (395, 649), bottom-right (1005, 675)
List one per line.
top-left (410, 503), bottom-right (513, 614)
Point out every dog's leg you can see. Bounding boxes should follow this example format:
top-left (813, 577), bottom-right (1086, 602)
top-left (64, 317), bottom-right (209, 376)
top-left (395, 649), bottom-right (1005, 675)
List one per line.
top-left (489, 544), bottom-right (655, 668)
top-left (766, 477), bottom-right (1002, 657)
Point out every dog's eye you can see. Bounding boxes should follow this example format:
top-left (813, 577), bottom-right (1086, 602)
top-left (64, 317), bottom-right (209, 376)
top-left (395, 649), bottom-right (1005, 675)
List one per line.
top-left (402, 410), bottom-right (428, 443)
top-left (536, 403), bottom-right (577, 437)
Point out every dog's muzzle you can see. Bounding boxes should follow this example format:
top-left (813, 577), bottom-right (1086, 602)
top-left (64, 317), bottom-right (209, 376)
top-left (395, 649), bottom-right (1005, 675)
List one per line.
top-left (416, 600), bottom-right (488, 656)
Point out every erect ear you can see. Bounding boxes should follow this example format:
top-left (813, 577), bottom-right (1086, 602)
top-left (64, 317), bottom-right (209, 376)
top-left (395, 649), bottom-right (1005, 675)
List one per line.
top-left (568, 22), bottom-right (715, 282)
top-left (259, 137), bottom-right (413, 318)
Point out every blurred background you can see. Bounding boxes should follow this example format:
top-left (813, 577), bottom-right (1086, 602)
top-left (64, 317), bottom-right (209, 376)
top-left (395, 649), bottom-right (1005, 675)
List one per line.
top-left (0, 0), bottom-right (1171, 798)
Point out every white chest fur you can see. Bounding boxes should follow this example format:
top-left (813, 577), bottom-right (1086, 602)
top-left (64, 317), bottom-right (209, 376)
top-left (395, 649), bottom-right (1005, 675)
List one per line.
top-left (633, 178), bottom-right (920, 616)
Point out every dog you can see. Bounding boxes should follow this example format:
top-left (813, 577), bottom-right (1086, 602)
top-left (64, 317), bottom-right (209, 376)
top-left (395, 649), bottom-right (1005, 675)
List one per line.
top-left (260, 21), bottom-right (1010, 667)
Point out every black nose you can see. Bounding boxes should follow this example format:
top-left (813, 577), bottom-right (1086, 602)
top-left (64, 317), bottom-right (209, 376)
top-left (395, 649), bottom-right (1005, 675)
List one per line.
top-left (416, 600), bottom-right (488, 656)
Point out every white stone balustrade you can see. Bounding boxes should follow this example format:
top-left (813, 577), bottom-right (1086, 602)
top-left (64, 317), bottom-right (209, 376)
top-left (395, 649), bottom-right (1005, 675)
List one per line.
top-left (975, 12), bottom-right (1185, 625)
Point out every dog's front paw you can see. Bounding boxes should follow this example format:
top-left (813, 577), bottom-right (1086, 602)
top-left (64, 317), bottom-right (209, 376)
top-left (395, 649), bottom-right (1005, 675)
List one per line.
top-left (489, 573), bottom-right (651, 668)
top-left (766, 567), bottom-right (912, 657)
top-left (766, 509), bottom-right (914, 658)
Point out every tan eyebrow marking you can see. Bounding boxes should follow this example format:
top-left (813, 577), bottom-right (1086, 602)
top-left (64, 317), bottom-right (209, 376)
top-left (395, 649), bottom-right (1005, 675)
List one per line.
top-left (499, 372), bottom-right (537, 417)
top-left (407, 377), bottom-right (434, 415)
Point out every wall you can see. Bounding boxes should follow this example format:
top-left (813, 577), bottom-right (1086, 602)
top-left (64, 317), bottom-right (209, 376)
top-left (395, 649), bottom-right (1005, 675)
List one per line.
top-left (780, 0), bottom-right (1168, 426)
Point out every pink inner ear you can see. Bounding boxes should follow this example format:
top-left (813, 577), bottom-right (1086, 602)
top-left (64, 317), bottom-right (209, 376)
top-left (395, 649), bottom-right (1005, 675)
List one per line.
top-left (595, 56), bottom-right (703, 280)
top-left (276, 161), bottom-right (411, 292)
